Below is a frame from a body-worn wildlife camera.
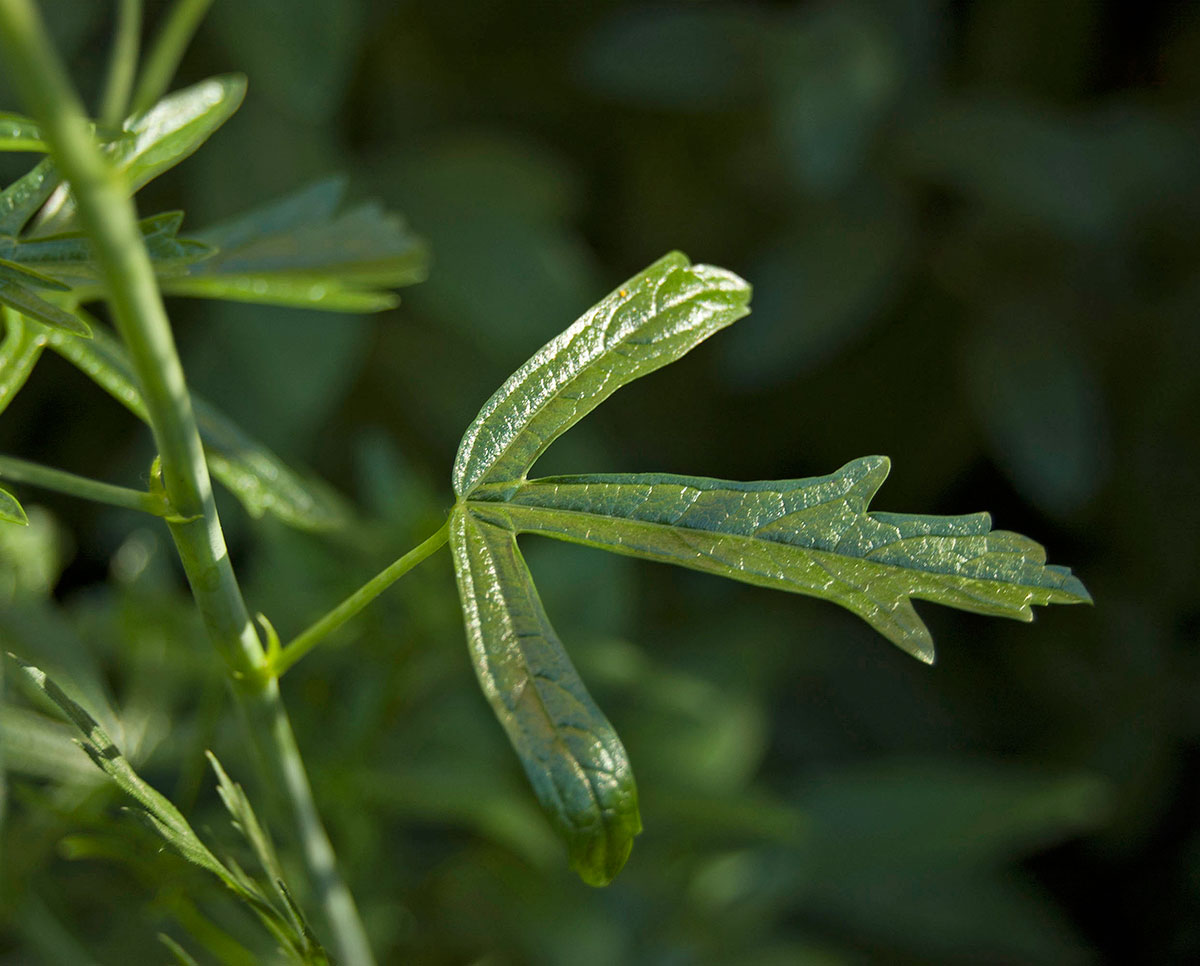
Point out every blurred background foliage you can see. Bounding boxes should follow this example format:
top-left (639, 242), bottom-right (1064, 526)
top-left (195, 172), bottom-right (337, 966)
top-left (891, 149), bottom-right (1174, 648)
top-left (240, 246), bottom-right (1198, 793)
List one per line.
top-left (1, 0), bottom-right (1199, 963)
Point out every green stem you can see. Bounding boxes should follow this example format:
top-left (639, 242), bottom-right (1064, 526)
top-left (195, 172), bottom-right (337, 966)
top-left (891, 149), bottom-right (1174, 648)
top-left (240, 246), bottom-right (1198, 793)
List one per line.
top-left (100, 0), bottom-right (142, 126)
top-left (0, 5), bottom-right (375, 964)
top-left (0, 453), bottom-right (171, 516)
top-left (275, 521), bottom-right (450, 677)
top-left (131, 0), bottom-right (212, 115)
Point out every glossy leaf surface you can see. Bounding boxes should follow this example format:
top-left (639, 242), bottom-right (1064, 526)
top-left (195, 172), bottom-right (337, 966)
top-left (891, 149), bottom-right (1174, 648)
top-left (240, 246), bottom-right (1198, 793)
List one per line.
top-left (161, 177), bottom-right (428, 312)
top-left (449, 507), bottom-right (640, 886)
top-left (453, 251), bottom-right (751, 496)
top-left (468, 457), bottom-right (1092, 663)
top-left (0, 483), bottom-right (26, 525)
top-left (43, 321), bottom-right (349, 531)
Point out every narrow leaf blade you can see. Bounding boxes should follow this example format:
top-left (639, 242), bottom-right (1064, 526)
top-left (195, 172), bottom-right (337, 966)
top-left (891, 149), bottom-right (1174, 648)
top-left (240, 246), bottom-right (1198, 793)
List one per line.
top-left (449, 506), bottom-right (641, 885)
top-left (467, 457), bottom-right (1091, 663)
top-left (43, 320), bottom-right (350, 531)
top-left (0, 158), bottom-right (60, 235)
top-left (0, 113), bottom-right (46, 152)
top-left (0, 273), bottom-right (91, 337)
top-left (0, 308), bottom-right (47, 416)
top-left (452, 251), bottom-right (751, 496)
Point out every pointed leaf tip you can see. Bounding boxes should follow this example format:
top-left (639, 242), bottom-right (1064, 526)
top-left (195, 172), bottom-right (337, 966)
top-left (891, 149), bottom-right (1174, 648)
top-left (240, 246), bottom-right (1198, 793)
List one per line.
top-left (453, 251), bottom-right (752, 497)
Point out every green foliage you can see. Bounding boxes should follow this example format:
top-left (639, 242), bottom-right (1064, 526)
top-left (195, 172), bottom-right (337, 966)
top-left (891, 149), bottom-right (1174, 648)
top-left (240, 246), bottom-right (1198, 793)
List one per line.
top-left (449, 252), bottom-right (1088, 882)
top-left (0, 110), bottom-right (45, 151)
top-left (0, 480), bottom-right (25, 524)
top-left (10, 656), bottom-right (330, 964)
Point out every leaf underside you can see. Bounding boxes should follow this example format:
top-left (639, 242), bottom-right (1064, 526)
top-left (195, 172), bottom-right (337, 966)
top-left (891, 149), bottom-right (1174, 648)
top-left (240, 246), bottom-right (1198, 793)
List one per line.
top-left (448, 250), bottom-right (1091, 884)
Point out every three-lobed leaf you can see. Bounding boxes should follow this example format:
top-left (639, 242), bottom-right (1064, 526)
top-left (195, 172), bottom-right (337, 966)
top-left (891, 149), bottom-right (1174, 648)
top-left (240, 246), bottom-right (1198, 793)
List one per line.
top-left (448, 251), bottom-right (1091, 884)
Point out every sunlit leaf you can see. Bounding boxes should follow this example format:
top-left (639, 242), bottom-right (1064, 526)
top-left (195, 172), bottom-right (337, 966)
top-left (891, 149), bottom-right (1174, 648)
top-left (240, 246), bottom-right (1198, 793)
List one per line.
top-left (0, 112), bottom-right (46, 152)
top-left (42, 320), bottom-right (350, 531)
top-left (453, 251), bottom-right (752, 496)
top-left (160, 177), bottom-right (428, 312)
top-left (468, 457), bottom-right (1091, 663)
top-left (0, 308), bottom-right (46, 415)
top-left (449, 506), bottom-right (641, 886)
top-left (36, 75), bottom-right (247, 233)
top-left (0, 483), bottom-right (27, 525)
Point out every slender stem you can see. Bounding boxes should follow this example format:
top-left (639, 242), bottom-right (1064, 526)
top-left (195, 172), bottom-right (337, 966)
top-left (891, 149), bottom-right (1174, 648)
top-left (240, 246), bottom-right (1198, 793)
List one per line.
top-left (275, 522), bottom-right (450, 677)
top-left (100, 0), bottom-right (142, 126)
top-left (131, 0), bottom-right (212, 115)
top-left (0, 5), bottom-right (376, 964)
top-left (0, 453), bottom-right (171, 516)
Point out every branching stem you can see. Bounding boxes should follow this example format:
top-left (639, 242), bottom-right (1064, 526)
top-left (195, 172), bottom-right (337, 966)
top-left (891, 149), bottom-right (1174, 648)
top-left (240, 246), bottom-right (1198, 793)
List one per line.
top-left (0, 453), bottom-right (171, 516)
top-left (0, 4), bottom-right (375, 963)
top-left (274, 521), bottom-right (450, 678)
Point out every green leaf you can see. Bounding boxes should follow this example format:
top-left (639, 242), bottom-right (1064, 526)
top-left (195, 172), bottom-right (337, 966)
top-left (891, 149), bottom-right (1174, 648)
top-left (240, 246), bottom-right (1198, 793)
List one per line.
top-left (0, 158), bottom-right (60, 235)
top-left (0, 483), bottom-right (27, 525)
top-left (448, 506), bottom-right (641, 886)
top-left (0, 112), bottom-right (46, 152)
top-left (0, 264), bottom-right (90, 337)
top-left (35, 75), bottom-right (247, 232)
top-left (453, 251), bottom-right (752, 496)
top-left (42, 319), bottom-right (351, 531)
top-left (4, 211), bottom-right (213, 284)
top-left (467, 458), bottom-right (1091, 663)
top-left (160, 177), bottom-right (428, 312)
top-left (0, 308), bottom-right (47, 415)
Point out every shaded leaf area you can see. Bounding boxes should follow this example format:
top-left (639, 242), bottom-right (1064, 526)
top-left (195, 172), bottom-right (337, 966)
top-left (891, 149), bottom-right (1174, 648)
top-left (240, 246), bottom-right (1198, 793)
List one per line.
top-left (162, 176), bottom-right (428, 311)
top-left (40, 319), bottom-right (351, 532)
top-left (468, 456), bottom-right (1089, 664)
top-left (9, 657), bottom-right (329, 965)
top-left (449, 506), bottom-right (641, 886)
top-left (0, 481), bottom-right (25, 524)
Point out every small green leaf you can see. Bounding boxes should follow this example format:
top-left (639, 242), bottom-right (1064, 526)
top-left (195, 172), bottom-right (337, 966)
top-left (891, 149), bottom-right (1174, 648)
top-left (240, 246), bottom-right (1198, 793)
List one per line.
top-left (0, 265), bottom-right (90, 337)
top-left (161, 177), bottom-right (428, 312)
top-left (5, 211), bottom-right (213, 284)
top-left (0, 112), bottom-right (46, 152)
top-left (158, 934), bottom-right (201, 966)
top-left (43, 320), bottom-right (350, 531)
top-left (0, 158), bottom-right (60, 235)
top-left (453, 251), bottom-right (751, 496)
top-left (467, 457), bottom-right (1091, 663)
top-left (0, 308), bottom-right (47, 416)
top-left (36, 76), bottom-right (247, 232)
top-left (449, 506), bottom-right (641, 885)
top-left (0, 483), bottom-right (27, 525)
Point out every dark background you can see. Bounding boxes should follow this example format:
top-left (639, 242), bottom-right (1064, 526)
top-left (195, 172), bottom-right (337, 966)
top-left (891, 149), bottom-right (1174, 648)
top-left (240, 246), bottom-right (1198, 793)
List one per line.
top-left (2, 0), bottom-right (1198, 963)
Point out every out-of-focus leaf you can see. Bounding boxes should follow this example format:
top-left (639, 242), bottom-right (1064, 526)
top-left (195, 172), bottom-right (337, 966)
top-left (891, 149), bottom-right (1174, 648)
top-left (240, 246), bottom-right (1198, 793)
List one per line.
top-left (42, 321), bottom-right (351, 531)
top-left (160, 177), bottom-right (427, 311)
top-left (964, 309), bottom-right (1110, 516)
top-left (0, 308), bottom-right (46, 415)
top-left (6, 211), bottom-right (213, 284)
top-left (0, 483), bottom-right (26, 525)
top-left (578, 6), bottom-right (767, 110)
top-left (36, 75), bottom-right (247, 233)
top-left (0, 704), bottom-right (98, 783)
top-left (722, 187), bottom-right (910, 387)
top-left (158, 934), bottom-right (201, 966)
top-left (0, 112), bottom-right (46, 152)
top-left (0, 261), bottom-right (90, 337)
top-left (468, 457), bottom-right (1091, 664)
top-left (448, 506), bottom-right (641, 887)
top-left (0, 158), bottom-right (59, 235)
top-left (453, 251), bottom-right (752, 496)
top-left (770, 4), bottom-right (901, 194)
